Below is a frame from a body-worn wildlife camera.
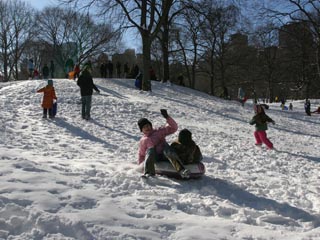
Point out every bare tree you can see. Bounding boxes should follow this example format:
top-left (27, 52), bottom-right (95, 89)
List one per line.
top-left (63, 0), bottom-right (173, 91)
top-left (0, 0), bottom-right (34, 81)
top-left (172, 2), bottom-right (205, 89)
top-left (37, 7), bottom-right (119, 76)
top-left (264, 0), bottom-right (320, 98)
top-left (155, 0), bottom-right (187, 83)
top-left (115, 0), bottom-right (173, 90)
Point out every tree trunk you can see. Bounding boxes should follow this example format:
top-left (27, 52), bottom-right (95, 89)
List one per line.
top-left (161, 17), bottom-right (170, 82)
top-left (142, 31), bottom-right (151, 91)
top-left (210, 50), bottom-right (215, 95)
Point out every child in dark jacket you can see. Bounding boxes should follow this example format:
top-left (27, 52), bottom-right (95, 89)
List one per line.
top-left (170, 129), bottom-right (203, 164)
top-left (249, 104), bottom-right (275, 149)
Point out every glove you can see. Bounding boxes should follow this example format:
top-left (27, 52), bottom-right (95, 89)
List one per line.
top-left (96, 90), bottom-right (100, 94)
top-left (160, 109), bottom-right (169, 118)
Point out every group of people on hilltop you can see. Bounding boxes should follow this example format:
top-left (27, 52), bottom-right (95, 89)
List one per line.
top-left (100, 60), bottom-right (114, 78)
top-left (28, 59), bottom-right (55, 80)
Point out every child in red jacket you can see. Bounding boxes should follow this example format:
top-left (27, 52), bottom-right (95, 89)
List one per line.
top-left (37, 80), bottom-right (57, 118)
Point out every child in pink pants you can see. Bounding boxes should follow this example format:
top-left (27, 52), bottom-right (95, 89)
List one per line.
top-left (249, 105), bottom-right (275, 149)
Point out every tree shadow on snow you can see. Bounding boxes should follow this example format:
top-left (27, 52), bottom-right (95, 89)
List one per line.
top-left (271, 125), bottom-right (320, 138)
top-left (275, 150), bottom-right (320, 163)
top-left (90, 119), bottom-right (140, 141)
top-left (191, 176), bottom-right (319, 224)
top-left (95, 84), bottom-right (127, 99)
top-left (51, 118), bottom-right (117, 149)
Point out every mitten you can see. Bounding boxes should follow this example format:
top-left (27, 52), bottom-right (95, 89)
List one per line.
top-left (160, 109), bottom-right (169, 118)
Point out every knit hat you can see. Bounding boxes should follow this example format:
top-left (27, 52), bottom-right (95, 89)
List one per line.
top-left (47, 79), bottom-right (53, 86)
top-left (178, 129), bottom-right (192, 145)
top-left (138, 118), bottom-right (152, 131)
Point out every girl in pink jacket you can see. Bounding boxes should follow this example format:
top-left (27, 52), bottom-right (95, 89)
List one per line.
top-left (138, 109), bottom-right (190, 178)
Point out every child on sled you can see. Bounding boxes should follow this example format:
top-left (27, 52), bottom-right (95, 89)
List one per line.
top-left (137, 109), bottom-right (191, 178)
top-left (170, 129), bottom-right (203, 164)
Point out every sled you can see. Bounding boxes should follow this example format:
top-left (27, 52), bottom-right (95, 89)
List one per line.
top-left (155, 161), bottom-right (205, 179)
top-left (52, 101), bottom-right (57, 116)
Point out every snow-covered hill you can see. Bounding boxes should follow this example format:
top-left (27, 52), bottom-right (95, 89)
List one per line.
top-left (0, 78), bottom-right (320, 240)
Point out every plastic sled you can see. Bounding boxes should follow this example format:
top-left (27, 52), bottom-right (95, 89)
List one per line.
top-left (155, 161), bottom-right (205, 179)
top-left (52, 102), bottom-right (57, 116)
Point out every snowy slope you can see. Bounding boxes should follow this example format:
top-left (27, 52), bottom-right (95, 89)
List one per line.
top-left (0, 78), bottom-right (320, 240)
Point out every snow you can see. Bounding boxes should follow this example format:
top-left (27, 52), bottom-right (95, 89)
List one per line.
top-left (0, 77), bottom-right (320, 240)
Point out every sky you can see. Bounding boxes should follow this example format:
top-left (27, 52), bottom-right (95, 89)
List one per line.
top-left (27, 0), bottom-right (59, 10)
top-left (26, 0), bottom-right (141, 52)
top-left (0, 76), bottom-right (320, 239)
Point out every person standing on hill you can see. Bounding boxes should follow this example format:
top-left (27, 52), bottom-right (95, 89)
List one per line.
top-left (238, 87), bottom-right (247, 106)
top-left (305, 99), bottom-right (311, 116)
top-left (73, 64), bottom-right (80, 80)
top-left (50, 60), bottom-right (55, 78)
top-left (107, 60), bottom-right (113, 78)
top-left (65, 58), bottom-right (74, 77)
top-left (116, 61), bottom-right (121, 78)
top-left (123, 62), bottom-right (129, 78)
top-left (77, 68), bottom-right (100, 120)
top-left (42, 64), bottom-right (49, 79)
top-left (37, 79), bottom-right (57, 119)
top-left (28, 59), bottom-right (34, 79)
top-left (249, 104), bottom-right (275, 150)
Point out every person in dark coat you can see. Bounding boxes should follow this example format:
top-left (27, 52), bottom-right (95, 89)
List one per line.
top-left (50, 60), bottom-right (55, 78)
top-left (28, 59), bottom-right (34, 79)
top-left (123, 62), bottom-right (129, 78)
top-left (77, 68), bottom-right (100, 120)
top-left (107, 60), bottom-right (113, 78)
top-left (170, 129), bottom-right (203, 165)
top-left (42, 64), bottom-right (49, 79)
top-left (116, 61), bottom-right (121, 78)
top-left (100, 63), bottom-right (107, 78)
top-left (305, 99), bottom-right (311, 116)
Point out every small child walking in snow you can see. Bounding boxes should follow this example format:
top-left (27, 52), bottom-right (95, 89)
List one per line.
top-left (37, 79), bottom-right (57, 118)
top-left (249, 104), bottom-right (275, 150)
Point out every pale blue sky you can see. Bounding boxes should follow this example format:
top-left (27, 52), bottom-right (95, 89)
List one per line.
top-left (26, 0), bottom-right (140, 52)
top-left (27, 0), bottom-right (59, 10)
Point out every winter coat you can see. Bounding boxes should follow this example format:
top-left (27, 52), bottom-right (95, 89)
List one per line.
top-left (171, 140), bottom-right (202, 164)
top-left (138, 117), bottom-right (178, 164)
top-left (77, 70), bottom-right (99, 96)
top-left (238, 87), bottom-right (245, 100)
top-left (42, 66), bottom-right (49, 77)
top-left (249, 113), bottom-right (274, 131)
top-left (37, 85), bottom-right (57, 109)
top-left (28, 60), bottom-right (34, 70)
top-left (74, 65), bottom-right (80, 74)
